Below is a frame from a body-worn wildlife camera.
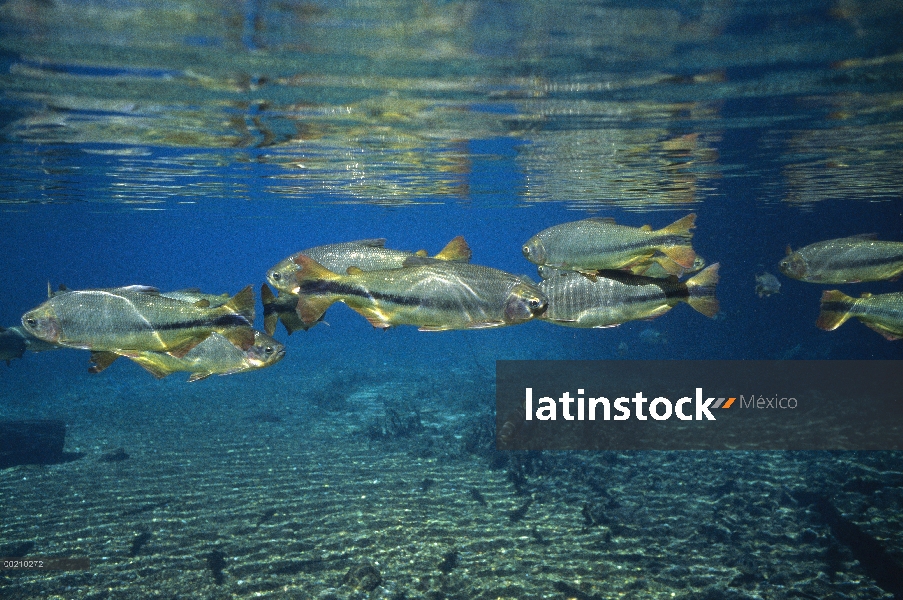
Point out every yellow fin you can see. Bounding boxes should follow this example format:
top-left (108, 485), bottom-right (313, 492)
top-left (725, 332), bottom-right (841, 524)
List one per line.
top-left (187, 371), bottom-right (214, 382)
top-left (168, 334), bottom-right (210, 359)
top-left (346, 266), bottom-right (365, 275)
top-left (292, 254), bottom-right (341, 284)
top-left (193, 299), bottom-right (211, 308)
top-left (222, 327), bottom-right (256, 351)
top-left (640, 224), bottom-right (652, 231)
top-left (816, 290), bottom-right (854, 331)
top-left (223, 285), bottom-right (255, 322)
top-left (295, 295), bottom-right (336, 326)
top-left (433, 236), bottom-right (473, 262)
top-left (414, 249), bottom-right (428, 257)
top-left (658, 213), bottom-right (696, 237)
top-left (685, 263), bottom-right (720, 318)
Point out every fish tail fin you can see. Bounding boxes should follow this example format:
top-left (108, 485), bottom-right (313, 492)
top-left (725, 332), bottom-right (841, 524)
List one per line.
top-left (224, 285), bottom-right (256, 323)
top-left (292, 254), bottom-right (341, 285)
top-left (658, 213), bottom-right (696, 238)
top-left (685, 263), bottom-right (720, 317)
top-left (261, 285), bottom-right (278, 336)
top-left (656, 214), bottom-right (697, 268)
top-left (816, 290), bottom-right (854, 331)
top-left (434, 236), bottom-right (473, 262)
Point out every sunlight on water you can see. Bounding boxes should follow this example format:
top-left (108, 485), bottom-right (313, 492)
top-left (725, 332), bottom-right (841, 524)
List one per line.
top-left (1, 0), bottom-right (903, 208)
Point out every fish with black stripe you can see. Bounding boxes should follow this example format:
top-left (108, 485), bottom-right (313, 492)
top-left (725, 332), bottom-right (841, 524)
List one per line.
top-left (290, 255), bottom-right (547, 331)
top-left (537, 264), bottom-right (719, 328)
top-left (816, 290), bottom-right (903, 340)
top-left (779, 234), bottom-right (903, 284)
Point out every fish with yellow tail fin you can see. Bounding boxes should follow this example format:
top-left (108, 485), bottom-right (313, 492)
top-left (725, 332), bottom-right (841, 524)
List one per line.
top-left (290, 255), bottom-right (547, 331)
top-left (779, 235), bottom-right (903, 283)
top-left (20, 285), bottom-right (255, 356)
top-left (537, 264), bottom-right (719, 328)
top-left (816, 290), bottom-right (903, 340)
top-left (522, 214), bottom-right (697, 275)
top-left (261, 284), bottom-right (316, 335)
top-left (90, 330), bottom-right (285, 381)
top-left (267, 236), bottom-right (472, 294)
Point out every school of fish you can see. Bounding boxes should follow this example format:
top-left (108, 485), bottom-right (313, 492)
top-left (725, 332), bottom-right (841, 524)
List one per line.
top-left (11, 215), bottom-right (902, 379)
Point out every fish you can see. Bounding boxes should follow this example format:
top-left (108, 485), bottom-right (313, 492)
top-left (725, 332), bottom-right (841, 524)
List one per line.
top-left (816, 290), bottom-right (903, 340)
top-left (267, 236), bottom-right (472, 294)
top-left (522, 214), bottom-right (697, 275)
top-left (0, 326), bottom-right (28, 365)
top-left (20, 285), bottom-right (255, 355)
top-left (261, 284), bottom-right (313, 335)
top-left (779, 235), bottom-right (903, 283)
top-left (290, 255), bottom-right (548, 331)
top-left (89, 330), bottom-right (285, 381)
top-left (631, 254), bottom-right (707, 279)
top-left (755, 272), bottom-right (781, 297)
top-left (537, 264), bottom-right (720, 328)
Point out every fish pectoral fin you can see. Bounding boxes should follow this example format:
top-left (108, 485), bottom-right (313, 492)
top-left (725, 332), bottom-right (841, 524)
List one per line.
top-left (659, 245), bottom-right (696, 269)
top-left (193, 299), bottom-right (211, 308)
top-left (187, 371), bottom-right (214, 382)
top-left (418, 325), bottom-right (451, 331)
top-left (295, 295), bottom-right (336, 326)
top-left (88, 351), bottom-right (120, 374)
top-left (346, 266), bottom-right (365, 275)
top-left (222, 327), bottom-right (256, 351)
top-left (167, 334), bottom-right (211, 359)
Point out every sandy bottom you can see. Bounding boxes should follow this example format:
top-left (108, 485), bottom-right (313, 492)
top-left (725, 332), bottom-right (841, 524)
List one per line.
top-left (1, 359), bottom-right (902, 600)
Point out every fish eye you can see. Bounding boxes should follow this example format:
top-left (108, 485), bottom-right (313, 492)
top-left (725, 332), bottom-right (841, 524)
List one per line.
top-left (265, 346), bottom-right (274, 354)
top-left (522, 246), bottom-right (530, 255)
top-left (271, 272), bottom-right (281, 281)
top-left (25, 318), bottom-right (37, 326)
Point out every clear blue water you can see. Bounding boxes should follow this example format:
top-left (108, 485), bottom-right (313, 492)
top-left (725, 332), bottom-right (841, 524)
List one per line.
top-left (1, 1), bottom-right (902, 598)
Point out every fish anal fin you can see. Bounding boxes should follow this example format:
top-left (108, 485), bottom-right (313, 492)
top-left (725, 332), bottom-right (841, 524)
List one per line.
top-left (465, 320), bottom-right (506, 329)
top-left (260, 284), bottom-right (276, 305)
top-left (187, 372), bottom-right (214, 382)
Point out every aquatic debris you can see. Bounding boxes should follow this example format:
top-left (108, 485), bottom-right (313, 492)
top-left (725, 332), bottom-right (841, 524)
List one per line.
top-left (128, 530), bottom-right (151, 557)
top-left (205, 549), bottom-right (227, 585)
top-left (793, 490), bottom-right (903, 600)
top-left (420, 477), bottom-right (435, 492)
top-left (779, 234), bottom-right (903, 283)
top-left (342, 560), bottom-right (382, 592)
top-left (99, 447), bottom-right (129, 462)
top-left (0, 419), bottom-right (67, 469)
top-left (755, 271), bottom-right (781, 297)
top-left (509, 498), bottom-right (534, 523)
top-left (469, 487), bottom-right (487, 506)
top-left (437, 550), bottom-right (458, 574)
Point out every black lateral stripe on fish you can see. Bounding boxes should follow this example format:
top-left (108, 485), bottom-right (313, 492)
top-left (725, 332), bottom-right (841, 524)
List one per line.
top-left (295, 279), bottom-right (486, 311)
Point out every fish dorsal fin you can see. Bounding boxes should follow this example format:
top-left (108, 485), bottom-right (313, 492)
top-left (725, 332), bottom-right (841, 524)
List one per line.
top-left (346, 266), bottom-right (365, 275)
top-left (47, 281), bottom-right (53, 298)
top-left (223, 285), bottom-right (255, 322)
top-left (350, 238), bottom-right (387, 248)
top-left (860, 292), bottom-right (873, 298)
top-left (88, 351), bottom-right (120, 374)
top-left (585, 217), bottom-right (616, 224)
top-left (414, 250), bottom-right (428, 257)
top-left (844, 233), bottom-right (879, 241)
top-left (785, 245), bottom-right (793, 256)
top-left (434, 236), bottom-right (473, 262)
top-left (640, 225), bottom-right (652, 231)
top-left (260, 284), bottom-right (276, 305)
